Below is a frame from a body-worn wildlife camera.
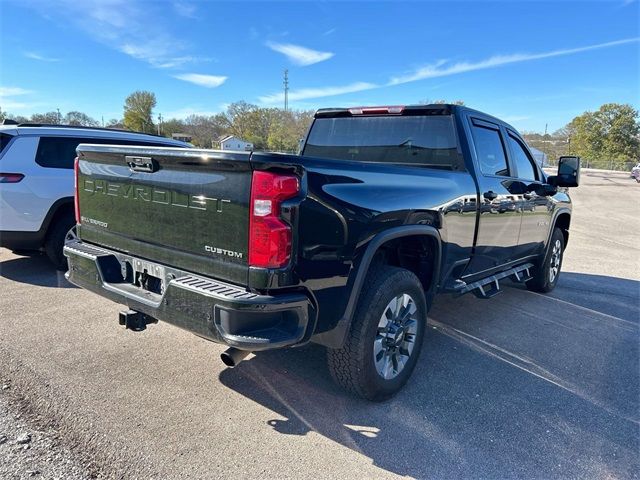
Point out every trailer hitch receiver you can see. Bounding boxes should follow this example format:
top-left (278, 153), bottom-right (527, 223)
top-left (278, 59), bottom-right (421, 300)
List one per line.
top-left (118, 309), bottom-right (157, 332)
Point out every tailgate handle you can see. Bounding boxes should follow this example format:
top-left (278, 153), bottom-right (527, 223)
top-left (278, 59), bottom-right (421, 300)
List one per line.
top-left (126, 155), bottom-right (157, 173)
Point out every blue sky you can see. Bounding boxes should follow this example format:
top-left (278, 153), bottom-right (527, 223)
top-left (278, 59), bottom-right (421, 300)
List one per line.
top-left (0, 0), bottom-right (638, 132)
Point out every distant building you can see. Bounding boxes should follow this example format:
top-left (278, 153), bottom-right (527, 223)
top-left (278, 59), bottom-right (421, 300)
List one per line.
top-left (218, 135), bottom-right (253, 151)
top-left (171, 133), bottom-right (192, 143)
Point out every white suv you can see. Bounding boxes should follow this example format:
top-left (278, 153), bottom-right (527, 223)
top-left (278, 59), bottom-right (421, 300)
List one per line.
top-left (0, 122), bottom-right (189, 269)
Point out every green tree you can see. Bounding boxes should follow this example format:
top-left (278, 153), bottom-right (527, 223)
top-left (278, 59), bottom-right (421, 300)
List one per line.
top-left (64, 111), bottom-right (99, 126)
top-left (160, 118), bottom-right (186, 138)
top-left (30, 111), bottom-right (61, 124)
top-left (123, 91), bottom-right (156, 133)
top-left (105, 118), bottom-right (125, 129)
top-left (183, 114), bottom-right (228, 147)
top-left (566, 103), bottom-right (639, 169)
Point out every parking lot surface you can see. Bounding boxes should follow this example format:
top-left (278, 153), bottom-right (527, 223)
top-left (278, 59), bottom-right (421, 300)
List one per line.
top-left (1, 171), bottom-right (638, 479)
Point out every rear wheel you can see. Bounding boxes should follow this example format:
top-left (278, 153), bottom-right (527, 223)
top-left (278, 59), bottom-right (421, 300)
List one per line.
top-left (327, 265), bottom-right (426, 401)
top-left (526, 227), bottom-right (565, 293)
top-left (45, 215), bottom-right (76, 271)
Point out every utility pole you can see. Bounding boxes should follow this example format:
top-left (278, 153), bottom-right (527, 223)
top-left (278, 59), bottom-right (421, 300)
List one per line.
top-left (283, 69), bottom-right (289, 112)
top-left (57, 108), bottom-right (61, 124)
top-left (101, 116), bottom-right (104, 127)
top-left (157, 113), bottom-right (163, 135)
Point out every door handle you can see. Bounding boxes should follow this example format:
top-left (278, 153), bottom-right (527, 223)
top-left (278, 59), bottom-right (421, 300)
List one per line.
top-left (483, 191), bottom-right (498, 201)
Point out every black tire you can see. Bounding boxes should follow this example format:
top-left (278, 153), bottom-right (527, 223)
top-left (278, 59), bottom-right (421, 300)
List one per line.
top-left (44, 215), bottom-right (76, 271)
top-left (526, 227), bottom-right (565, 293)
top-left (327, 265), bottom-right (427, 401)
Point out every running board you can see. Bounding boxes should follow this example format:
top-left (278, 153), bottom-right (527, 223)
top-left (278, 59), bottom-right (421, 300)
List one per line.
top-left (449, 263), bottom-right (534, 299)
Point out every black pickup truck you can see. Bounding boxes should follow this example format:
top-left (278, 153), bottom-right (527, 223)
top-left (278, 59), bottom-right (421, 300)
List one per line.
top-left (64, 104), bottom-right (580, 400)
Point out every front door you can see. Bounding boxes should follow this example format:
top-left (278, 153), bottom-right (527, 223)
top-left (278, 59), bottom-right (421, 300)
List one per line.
top-left (505, 130), bottom-right (554, 258)
top-left (463, 118), bottom-right (523, 278)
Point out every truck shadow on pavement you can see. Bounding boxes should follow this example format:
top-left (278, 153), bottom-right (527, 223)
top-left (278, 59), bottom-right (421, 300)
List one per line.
top-left (219, 275), bottom-right (639, 479)
top-left (0, 254), bottom-right (76, 288)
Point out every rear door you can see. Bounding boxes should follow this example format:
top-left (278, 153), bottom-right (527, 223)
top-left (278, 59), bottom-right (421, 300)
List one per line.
top-left (463, 117), bottom-right (522, 278)
top-left (77, 145), bottom-right (252, 285)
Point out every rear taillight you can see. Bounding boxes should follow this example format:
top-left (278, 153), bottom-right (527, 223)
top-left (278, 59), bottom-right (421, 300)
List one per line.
top-left (0, 173), bottom-right (24, 183)
top-left (74, 157), bottom-right (81, 224)
top-left (249, 170), bottom-right (299, 268)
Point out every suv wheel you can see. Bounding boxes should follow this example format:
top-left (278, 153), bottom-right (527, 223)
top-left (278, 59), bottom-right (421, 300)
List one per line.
top-left (45, 215), bottom-right (76, 271)
top-left (526, 227), bottom-right (565, 293)
top-left (327, 265), bottom-right (426, 401)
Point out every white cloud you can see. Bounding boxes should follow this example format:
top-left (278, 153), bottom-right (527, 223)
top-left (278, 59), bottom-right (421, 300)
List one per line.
top-left (0, 87), bottom-right (33, 97)
top-left (322, 28), bottom-right (336, 36)
top-left (258, 37), bottom-right (639, 104)
top-left (266, 42), bottom-right (334, 66)
top-left (0, 87), bottom-right (43, 114)
top-left (389, 37), bottom-right (640, 85)
top-left (174, 73), bottom-right (228, 88)
top-left (173, 1), bottom-right (197, 18)
top-left (24, 52), bottom-right (60, 62)
top-left (28, 0), bottom-right (202, 69)
top-left (155, 56), bottom-right (211, 69)
top-left (259, 82), bottom-right (377, 104)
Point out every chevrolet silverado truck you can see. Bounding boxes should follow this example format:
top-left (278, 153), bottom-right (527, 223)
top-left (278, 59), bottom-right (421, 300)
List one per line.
top-left (64, 104), bottom-right (580, 401)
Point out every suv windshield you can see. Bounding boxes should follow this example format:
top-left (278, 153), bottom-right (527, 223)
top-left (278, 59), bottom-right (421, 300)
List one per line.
top-left (303, 114), bottom-right (465, 171)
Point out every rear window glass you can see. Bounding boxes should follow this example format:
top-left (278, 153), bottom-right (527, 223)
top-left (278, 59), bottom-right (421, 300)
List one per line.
top-left (0, 133), bottom-right (13, 154)
top-left (35, 136), bottom-right (182, 169)
top-left (303, 115), bottom-right (465, 171)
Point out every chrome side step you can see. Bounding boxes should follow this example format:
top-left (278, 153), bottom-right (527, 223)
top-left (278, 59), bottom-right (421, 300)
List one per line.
top-left (450, 263), bottom-right (534, 299)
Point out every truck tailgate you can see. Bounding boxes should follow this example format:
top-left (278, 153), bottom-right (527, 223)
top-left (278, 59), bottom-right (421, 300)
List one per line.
top-left (76, 145), bottom-right (252, 285)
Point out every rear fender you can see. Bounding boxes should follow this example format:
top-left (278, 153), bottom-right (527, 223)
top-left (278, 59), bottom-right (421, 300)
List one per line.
top-left (312, 225), bottom-right (442, 348)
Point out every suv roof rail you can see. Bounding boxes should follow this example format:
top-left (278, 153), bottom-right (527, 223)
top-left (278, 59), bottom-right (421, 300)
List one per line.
top-left (16, 123), bottom-right (170, 138)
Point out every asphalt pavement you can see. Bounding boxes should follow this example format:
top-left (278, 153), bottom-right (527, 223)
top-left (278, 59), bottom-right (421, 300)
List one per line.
top-left (0, 170), bottom-right (638, 479)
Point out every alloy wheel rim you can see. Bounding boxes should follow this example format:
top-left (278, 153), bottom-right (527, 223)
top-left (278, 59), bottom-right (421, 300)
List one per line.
top-left (65, 226), bottom-right (78, 244)
top-left (549, 239), bottom-right (562, 283)
top-left (374, 293), bottom-right (418, 380)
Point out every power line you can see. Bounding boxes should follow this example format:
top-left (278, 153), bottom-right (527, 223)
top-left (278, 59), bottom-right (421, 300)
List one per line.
top-left (283, 69), bottom-right (289, 112)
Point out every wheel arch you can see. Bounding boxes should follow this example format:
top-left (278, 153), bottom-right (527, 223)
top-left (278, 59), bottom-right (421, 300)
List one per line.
top-left (43, 197), bottom-right (74, 240)
top-left (313, 225), bottom-right (442, 348)
top-left (553, 211), bottom-right (571, 246)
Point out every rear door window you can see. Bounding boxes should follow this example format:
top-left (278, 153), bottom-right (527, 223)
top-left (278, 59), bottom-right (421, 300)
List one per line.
top-left (0, 133), bottom-right (14, 155)
top-left (35, 136), bottom-right (180, 169)
top-left (470, 124), bottom-right (509, 177)
top-left (35, 137), bottom-right (83, 169)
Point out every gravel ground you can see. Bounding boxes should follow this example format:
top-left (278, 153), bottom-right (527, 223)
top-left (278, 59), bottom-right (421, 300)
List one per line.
top-left (0, 382), bottom-right (89, 480)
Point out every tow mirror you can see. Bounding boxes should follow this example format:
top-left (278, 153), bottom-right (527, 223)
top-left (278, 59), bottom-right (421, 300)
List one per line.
top-left (548, 156), bottom-right (580, 187)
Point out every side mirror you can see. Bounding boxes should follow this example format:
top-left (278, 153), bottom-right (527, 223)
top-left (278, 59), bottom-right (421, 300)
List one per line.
top-left (548, 156), bottom-right (580, 187)
top-left (297, 138), bottom-right (305, 155)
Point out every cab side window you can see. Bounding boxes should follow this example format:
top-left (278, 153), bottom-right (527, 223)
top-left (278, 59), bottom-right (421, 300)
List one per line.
top-left (508, 134), bottom-right (538, 181)
top-left (471, 124), bottom-right (509, 176)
